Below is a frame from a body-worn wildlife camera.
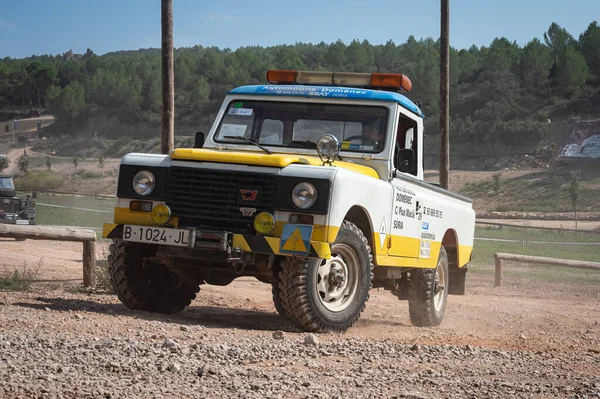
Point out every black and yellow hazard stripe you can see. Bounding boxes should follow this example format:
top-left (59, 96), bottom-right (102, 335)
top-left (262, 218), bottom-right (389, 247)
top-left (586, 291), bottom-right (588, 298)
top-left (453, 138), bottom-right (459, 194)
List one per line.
top-left (102, 223), bottom-right (331, 259)
top-left (232, 234), bottom-right (331, 259)
top-left (103, 223), bottom-right (121, 239)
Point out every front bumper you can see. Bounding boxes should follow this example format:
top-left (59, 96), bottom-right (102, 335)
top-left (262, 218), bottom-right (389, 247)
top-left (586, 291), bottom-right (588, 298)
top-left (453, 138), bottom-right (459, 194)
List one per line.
top-left (0, 216), bottom-right (36, 225)
top-left (102, 223), bottom-right (331, 259)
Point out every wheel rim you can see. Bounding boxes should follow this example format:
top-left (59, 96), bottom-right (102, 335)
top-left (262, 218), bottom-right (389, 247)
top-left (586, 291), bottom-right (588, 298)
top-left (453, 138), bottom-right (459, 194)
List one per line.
top-left (433, 260), bottom-right (446, 312)
top-left (316, 243), bottom-right (360, 312)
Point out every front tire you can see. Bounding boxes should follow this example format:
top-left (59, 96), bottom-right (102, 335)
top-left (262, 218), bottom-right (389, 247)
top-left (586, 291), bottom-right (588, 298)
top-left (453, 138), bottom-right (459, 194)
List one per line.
top-left (408, 246), bottom-right (449, 327)
top-left (271, 284), bottom-right (288, 317)
top-left (108, 239), bottom-right (200, 314)
top-left (278, 221), bottom-right (373, 332)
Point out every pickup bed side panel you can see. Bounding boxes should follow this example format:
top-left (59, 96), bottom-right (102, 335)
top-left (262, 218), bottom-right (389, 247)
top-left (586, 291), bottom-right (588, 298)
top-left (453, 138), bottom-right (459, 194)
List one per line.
top-left (408, 181), bottom-right (475, 268)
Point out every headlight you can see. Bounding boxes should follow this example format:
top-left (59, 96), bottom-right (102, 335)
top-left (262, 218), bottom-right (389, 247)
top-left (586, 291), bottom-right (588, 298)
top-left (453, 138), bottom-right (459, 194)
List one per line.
top-left (132, 170), bottom-right (155, 196)
top-left (292, 182), bottom-right (317, 209)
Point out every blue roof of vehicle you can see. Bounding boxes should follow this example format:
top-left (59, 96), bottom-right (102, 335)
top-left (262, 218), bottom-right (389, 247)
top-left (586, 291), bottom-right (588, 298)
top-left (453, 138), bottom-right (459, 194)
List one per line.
top-left (228, 85), bottom-right (425, 117)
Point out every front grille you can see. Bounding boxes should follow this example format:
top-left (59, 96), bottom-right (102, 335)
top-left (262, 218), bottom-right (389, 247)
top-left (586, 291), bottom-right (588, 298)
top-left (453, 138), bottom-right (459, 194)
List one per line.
top-left (166, 166), bottom-right (278, 233)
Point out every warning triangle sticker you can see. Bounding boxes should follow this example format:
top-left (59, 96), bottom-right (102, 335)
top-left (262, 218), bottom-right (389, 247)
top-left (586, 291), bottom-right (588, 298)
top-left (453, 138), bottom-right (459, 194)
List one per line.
top-left (379, 219), bottom-right (387, 249)
top-left (282, 228), bottom-right (308, 253)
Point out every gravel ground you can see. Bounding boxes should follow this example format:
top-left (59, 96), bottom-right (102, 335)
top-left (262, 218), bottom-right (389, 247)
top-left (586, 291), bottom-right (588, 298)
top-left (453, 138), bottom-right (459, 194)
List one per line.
top-left (1, 328), bottom-right (599, 399)
top-left (1, 239), bottom-right (599, 398)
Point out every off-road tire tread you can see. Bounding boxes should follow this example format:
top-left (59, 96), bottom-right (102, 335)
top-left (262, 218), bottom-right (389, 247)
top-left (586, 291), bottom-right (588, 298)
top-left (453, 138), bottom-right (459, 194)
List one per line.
top-left (408, 246), bottom-right (447, 327)
top-left (108, 239), bottom-right (199, 314)
top-left (277, 221), bottom-right (374, 332)
top-left (271, 284), bottom-right (288, 318)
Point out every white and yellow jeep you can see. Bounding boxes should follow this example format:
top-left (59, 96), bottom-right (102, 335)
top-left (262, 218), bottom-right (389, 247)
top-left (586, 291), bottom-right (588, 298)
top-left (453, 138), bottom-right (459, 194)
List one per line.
top-left (103, 70), bottom-right (475, 332)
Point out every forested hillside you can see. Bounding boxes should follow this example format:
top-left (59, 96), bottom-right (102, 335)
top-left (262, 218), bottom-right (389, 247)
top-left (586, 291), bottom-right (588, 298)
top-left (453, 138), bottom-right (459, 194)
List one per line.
top-left (1, 22), bottom-right (599, 168)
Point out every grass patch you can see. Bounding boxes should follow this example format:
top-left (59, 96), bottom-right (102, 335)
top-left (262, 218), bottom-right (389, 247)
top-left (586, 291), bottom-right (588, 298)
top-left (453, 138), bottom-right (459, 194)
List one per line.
top-left (472, 225), bottom-right (600, 266)
top-left (14, 171), bottom-right (65, 191)
top-left (0, 260), bottom-right (42, 291)
top-left (31, 194), bottom-right (114, 228)
top-left (460, 166), bottom-right (600, 213)
top-left (469, 262), bottom-right (600, 287)
top-left (27, 155), bottom-right (74, 169)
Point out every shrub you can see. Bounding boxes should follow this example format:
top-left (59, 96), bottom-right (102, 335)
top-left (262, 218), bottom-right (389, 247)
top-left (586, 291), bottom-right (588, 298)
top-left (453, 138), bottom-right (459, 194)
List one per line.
top-left (14, 171), bottom-right (65, 191)
top-left (0, 260), bottom-right (42, 291)
top-left (77, 170), bottom-right (103, 179)
top-left (492, 172), bottom-right (502, 193)
top-left (94, 247), bottom-right (113, 293)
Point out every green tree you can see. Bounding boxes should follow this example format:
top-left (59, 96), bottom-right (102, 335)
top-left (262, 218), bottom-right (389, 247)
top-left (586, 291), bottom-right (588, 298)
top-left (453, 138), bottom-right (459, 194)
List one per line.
top-left (98, 155), bottom-right (105, 185)
top-left (324, 40), bottom-right (347, 69)
top-left (60, 82), bottom-right (86, 118)
top-left (483, 38), bottom-right (521, 73)
top-left (45, 156), bottom-right (51, 171)
top-left (569, 169), bottom-right (581, 231)
top-left (557, 46), bottom-right (589, 90)
top-left (0, 157), bottom-right (9, 172)
top-left (492, 172), bottom-right (502, 193)
top-left (519, 38), bottom-right (552, 90)
top-left (46, 82), bottom-right (85, 118)
top-left (274, 47), bottom-right (306, 70)
top-left (345, 40), bottom-right (370, 72)
top-left (544, 22), bottom-right (576, 61)
top-left (578, 21), bottom-right (600, 74)
top-left (18, 156), bottom-right (29, 175)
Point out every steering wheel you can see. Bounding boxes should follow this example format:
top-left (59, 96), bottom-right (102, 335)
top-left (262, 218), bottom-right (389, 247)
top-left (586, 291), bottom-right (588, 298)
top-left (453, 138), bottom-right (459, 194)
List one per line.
top-left (343, 135), bottom-right (377, 146)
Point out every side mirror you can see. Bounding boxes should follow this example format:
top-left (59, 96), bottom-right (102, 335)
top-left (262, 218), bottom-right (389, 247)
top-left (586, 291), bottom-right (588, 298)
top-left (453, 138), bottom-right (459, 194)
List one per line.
top-left (396, 148), bottom-right (417, 174)
top-left (32, 191), bottom-right (37, 199)
top-left (194, 132), bottom-right (205, 148)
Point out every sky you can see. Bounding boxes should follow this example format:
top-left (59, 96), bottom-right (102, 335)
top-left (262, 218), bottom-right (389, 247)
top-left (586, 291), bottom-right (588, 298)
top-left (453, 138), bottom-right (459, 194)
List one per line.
top-left (0, 0), bottom-right (599, 59)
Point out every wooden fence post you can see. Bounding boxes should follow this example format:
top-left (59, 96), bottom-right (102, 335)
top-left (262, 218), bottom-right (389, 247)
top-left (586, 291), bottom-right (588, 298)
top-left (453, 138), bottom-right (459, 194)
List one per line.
top-left (494, 253), bottom-right (503, 287)
top-left (82, 241), bottom-right (96, 288)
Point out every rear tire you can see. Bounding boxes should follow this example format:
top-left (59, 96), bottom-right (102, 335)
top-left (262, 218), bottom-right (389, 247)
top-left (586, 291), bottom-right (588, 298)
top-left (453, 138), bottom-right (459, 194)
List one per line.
top-left (108, 239), bottom-right (199, 314)
top-left (278, 221), bottom-right (373, 332)
top-left (408, 246), bottom-right (449, 327)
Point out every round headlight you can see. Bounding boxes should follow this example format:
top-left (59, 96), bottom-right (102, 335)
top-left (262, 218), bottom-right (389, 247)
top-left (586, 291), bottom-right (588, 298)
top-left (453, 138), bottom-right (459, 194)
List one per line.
top-left (292, 182), bottom-right (317, 210)
top-left (132, 170), bottom-right (155, 196)
top-left (316, 134), bottom-right (340, 159)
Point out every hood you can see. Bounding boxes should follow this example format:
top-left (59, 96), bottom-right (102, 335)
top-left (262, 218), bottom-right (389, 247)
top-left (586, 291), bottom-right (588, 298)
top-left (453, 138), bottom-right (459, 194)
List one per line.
top-left (170, 148), bottom-right (380, 179)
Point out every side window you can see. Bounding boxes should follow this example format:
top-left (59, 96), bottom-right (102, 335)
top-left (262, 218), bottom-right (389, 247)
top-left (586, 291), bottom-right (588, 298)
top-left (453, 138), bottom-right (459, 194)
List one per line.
top-left (395, 115), bottom-right (418, 176)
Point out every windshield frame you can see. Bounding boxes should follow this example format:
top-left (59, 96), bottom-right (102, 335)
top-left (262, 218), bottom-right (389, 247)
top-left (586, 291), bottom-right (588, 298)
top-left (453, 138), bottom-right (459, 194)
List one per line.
top-left (212, 99), bottom-right (390, 154)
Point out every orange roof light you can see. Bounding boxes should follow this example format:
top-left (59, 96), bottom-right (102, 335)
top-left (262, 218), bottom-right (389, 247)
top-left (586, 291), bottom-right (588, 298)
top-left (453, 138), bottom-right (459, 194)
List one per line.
top-left (371, 73), bottom-right (412, 92)
top-left (266, 69), bottom-right (413, 92)
top-left (266, 70), bottom-right (298, 84)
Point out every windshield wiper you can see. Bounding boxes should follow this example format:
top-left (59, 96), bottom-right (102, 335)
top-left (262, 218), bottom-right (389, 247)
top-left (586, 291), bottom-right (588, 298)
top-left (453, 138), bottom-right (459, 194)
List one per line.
top-left (223, 136), bottom-right (272, 154)
top-left (290, 140), bottom-right (317, 149)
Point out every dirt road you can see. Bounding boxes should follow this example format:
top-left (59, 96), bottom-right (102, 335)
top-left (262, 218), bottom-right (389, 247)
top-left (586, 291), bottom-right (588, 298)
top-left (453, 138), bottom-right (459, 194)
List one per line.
top-left (1, 239), bottom-right (599, 398)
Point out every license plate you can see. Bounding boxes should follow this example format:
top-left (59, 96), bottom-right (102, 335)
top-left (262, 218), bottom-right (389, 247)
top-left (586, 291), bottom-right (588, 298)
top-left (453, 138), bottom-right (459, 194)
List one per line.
top-left (123, 225), bottom-right (190, 247)
top-left (16, 219), bottom-right (29, 225)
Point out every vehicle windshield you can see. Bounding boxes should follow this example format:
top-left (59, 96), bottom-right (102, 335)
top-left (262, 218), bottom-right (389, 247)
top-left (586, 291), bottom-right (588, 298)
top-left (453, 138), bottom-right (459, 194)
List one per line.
top-left (214, 100), bottom-right (388, 153)
top-left (0, 177), bottom-right (14, 189)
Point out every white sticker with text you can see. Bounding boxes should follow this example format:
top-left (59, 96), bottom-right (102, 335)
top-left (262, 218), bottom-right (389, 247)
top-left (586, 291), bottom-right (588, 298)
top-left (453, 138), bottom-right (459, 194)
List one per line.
top-left (228, 108), bottom-right (253, 116)
top-left (220, 124), bottom-right (247, 137)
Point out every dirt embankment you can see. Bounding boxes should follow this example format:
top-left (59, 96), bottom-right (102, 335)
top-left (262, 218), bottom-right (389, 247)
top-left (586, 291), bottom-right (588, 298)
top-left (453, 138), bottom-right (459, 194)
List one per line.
top-left (0, 239), bottom-right (599, 398)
